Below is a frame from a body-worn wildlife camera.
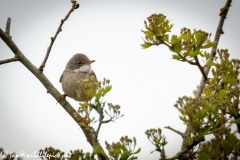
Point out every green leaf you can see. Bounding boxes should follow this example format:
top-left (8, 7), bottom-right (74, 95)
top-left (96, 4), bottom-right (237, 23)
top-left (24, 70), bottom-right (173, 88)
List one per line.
top-left (140, 43), bottom-right (151, 49)
top-left (218, 89), bottom-right (226, 100)
top-left (170, 35), bottom-right (178, 45)
top-left (198, 152), bottom-right (210, 160)
top-left (104, 110), bottom-right (110, 116)
top-left (206, 61), bottom-right (216, 67)
top-left (133, 148), bottom-right (141, 154)
top-left (201, 41), bottom-right (217, 49)
top-left (204, 52), bottom-right (210, 60)
top-left (178, 34), bottom-right (188, 41)
top-left (113, 149), bottom-right (121, 156)
top-left (201, 127), bottom-right (212, 136)
top-left (92, 144), bottom-right (109, 160)
top-left (95, 89), bottom-right (103, 102)
top-left (80, 101), bottom-right (88, 109)
top-left (208, 105), bottom-right (217, 118)
top-left (144, 30), bottom-right (154, 38)
top-left (228, 77), bottom-right (237, 85)
top-left (203, 89), bottom-right (211, 97)
top-left (162, 34), bottom-right (169, 42)
top-left (229, 134), bottom-right (237, 143)
top-left (121, 150), bottom-right (130, 160)
top-left (194, 32), bottom-right (202, 44)
top-left (221, 140), bottom-right (233, 156)
top-left (232, 118), bottom-right (240, 124)
top-left (179, 115), bottom-right (187, 123)
top-left (172, 54), bottom-right (182, 60)
top-left (188, 49), bottom-right (200, 57)
top-left (201, 108), bottom-right (208, 119)
top-left (172, 44), bottom-right (182, 53)
top-left (104, 85), bottom-right (112, 94)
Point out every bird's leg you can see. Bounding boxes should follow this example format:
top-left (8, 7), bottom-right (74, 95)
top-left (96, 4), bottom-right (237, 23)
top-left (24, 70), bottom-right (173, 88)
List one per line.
top-left (56, 94), bottom-right (68, 104)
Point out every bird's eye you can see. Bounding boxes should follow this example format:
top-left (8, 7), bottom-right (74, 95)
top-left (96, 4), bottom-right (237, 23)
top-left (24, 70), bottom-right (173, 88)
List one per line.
top-left (77, 61), bottom-right (83, 65)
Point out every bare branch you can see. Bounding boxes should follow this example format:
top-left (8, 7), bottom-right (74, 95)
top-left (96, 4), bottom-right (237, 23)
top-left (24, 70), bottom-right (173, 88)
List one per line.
top-left (0, 57), bottom-right (18, 65)
top-left (164, 126), bottom-right (184, 137)
top-left (5, 17), bottom-right (11, 36)
top-left (39, 3), bottom-right (80, 72)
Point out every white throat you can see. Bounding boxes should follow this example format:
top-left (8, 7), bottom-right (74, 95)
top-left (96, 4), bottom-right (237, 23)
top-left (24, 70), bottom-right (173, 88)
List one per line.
top-left (73, 64), bottom-right (92, 73)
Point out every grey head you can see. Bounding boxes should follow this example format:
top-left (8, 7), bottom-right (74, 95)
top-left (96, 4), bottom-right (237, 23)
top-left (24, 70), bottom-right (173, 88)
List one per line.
top-left (65, 53), bottom-right (95, 73)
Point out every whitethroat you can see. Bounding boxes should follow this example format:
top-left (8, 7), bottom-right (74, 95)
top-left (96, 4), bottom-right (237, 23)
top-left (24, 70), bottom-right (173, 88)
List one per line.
top-left (58, 53), bottom-right (97, 102)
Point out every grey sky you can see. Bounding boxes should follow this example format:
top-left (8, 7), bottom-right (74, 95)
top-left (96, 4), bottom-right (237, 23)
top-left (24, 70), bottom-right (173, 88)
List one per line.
top-left (0, 0), bottom-right (239, 159)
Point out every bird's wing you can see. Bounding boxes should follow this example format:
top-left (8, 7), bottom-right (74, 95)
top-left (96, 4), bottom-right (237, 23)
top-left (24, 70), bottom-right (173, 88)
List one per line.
top-left (59, 72), bottom-right (64, 83)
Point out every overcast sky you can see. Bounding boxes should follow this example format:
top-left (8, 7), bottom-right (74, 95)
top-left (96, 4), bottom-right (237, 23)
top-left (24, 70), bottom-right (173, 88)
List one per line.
top-left (0, 0), bottom-right (239, 159)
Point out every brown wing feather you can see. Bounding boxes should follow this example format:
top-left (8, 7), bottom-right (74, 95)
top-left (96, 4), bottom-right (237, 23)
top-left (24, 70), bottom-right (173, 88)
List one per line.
top-left (59, 72), bottom-right (64, 83)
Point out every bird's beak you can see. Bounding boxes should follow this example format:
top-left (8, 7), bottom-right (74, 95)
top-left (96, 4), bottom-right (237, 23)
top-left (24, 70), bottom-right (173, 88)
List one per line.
top-left (87, 60), bottom-right (95, 64)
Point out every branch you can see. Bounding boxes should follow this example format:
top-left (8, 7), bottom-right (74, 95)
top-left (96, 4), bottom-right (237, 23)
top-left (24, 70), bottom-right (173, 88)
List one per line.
top-left (164, 126), bottom-right (184, 137)
top-left (39, 3), bottom-right (80, 72)
top-left (0, 57), bottom-right (19, 65)
top-left (169, 137), bottom-right (205, 160)
top-left (95, 107), bottom-right (104, 138)
top-left (5, 17), bottom-right (11, 36)
top-left (194, 57), bottom-right (208, 81)
top-left (181, 0), bottom-right (232, 152)
top-left (0, 18), bottom-right (18, 65)
top-left (0, 28), bottom-right (107, 160)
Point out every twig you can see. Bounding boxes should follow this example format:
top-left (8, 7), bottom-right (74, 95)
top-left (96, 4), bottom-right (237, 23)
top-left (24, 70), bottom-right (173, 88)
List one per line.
top-left (5, 17), bottom-right (11, 36)
top-left (39, 3), bottom-right (79, 72)
top-left (164, 126), bottom-right (184, 137)
top-left (0, 57), bottom-right (18, 65)
top-left (181, 0), bottom-right (232, 152)
top-left (95, 107), bottom-right (104, 138)
top-left (0, 18), bottom-right (18, 65)
top-left (102, 117), bottom-right (115, 124)
top-left (194, 57), bottom-right (208, 81)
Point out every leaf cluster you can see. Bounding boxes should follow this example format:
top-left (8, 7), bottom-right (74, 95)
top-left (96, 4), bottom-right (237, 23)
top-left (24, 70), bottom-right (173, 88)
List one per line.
top-left (141, 14), bottom-right (217, 81)
top-left (77, 78), bottom-right (123, 130)
top-left (145, 128), bottom-right (167, 158)
top-left (105, 136), bottom-right (140, 160)
top-left (141, 12), bottom-right (239, 159)
top-left (174, 49), bottom-right (240, 159)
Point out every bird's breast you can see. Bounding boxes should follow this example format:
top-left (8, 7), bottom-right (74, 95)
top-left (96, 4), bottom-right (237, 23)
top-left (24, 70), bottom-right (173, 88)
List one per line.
top-left (61, 71), bottom-right (91, 101)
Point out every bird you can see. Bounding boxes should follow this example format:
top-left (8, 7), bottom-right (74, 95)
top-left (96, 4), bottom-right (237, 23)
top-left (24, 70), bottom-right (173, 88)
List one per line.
top-left (58, 53), bottom-right (97, 102)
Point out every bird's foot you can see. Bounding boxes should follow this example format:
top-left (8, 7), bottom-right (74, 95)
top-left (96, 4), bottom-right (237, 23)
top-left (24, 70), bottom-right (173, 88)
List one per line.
top-left (56, 94), bottom-right (68, 104)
